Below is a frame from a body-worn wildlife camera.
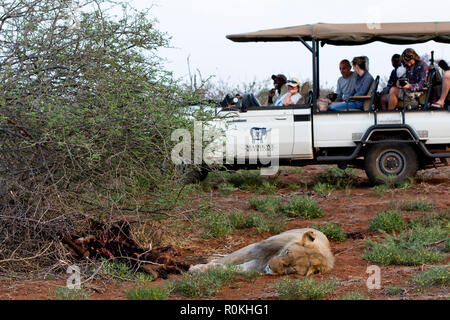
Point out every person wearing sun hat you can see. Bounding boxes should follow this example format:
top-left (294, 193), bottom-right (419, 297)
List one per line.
top-left (274, 77), bottom-right (302, 106)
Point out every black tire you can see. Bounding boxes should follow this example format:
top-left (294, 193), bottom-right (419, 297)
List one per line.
top-left (364, 143), bottom-right (418, 185)
top-left (177, 164), bottom-right (210, 184)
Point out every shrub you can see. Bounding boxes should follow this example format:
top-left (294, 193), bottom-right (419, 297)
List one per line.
top-left (101, 259), bottom-right (154, 282)
top-left (226, 171), bottom-right (264, 190)
top-left (257, 181), bottom-right (278, 195)
top-left (282, 196), bottom-right (324, 219)
top-left (249, 196), bottom-right (282, 215)
top-left (275, 277), bottom-right (337, 300)
top-left (310, 223), bottom-right (346, 242)
top-left (369, 211), bottom-right (406, 233)
top-left (315, 167), bottom-right (358, 189)
top-left (198, 210), bottom-right (234, 239)
top-left (397, 198), bottom-right (435, 212)
top-left (0, 0), bottom-right (205, 272)
top-left (126, 285), bottom-right (170, 300)
top-left (407, 266), bottom-right (450, 291)
top-left (313, 183), bottom-right (335, 196)
top-left (217, 183), bottom-right (237, 195)
top-left (53, 287), bottom-right (91, 300)
top-left (363, 233), bottom-right (445, 266)
top-left (228, 210), bottom-right (286, 234)
top-left (384, 286), bottom-right (405, 296)
top-left (172, 265), bottom-right (260, 298)
top-left (443, 238), bottom-right (450, 253)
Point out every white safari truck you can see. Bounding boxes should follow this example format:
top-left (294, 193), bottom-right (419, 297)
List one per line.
top-left (195, 22), bottom-right (450, 185)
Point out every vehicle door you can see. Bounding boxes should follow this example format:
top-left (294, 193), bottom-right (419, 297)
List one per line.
top-left (292, 106), bottom-right (313, 159)
top-left (223, 106), bottom-right (294, 161)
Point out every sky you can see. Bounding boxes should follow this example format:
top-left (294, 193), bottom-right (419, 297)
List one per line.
top-left (130, 0), bottom-right (450, 90)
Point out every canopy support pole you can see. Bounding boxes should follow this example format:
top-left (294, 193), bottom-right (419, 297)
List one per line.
top-left (298, 37), bottom-right (313, 53)
top-left (312, 38), bottom-right (320, 105)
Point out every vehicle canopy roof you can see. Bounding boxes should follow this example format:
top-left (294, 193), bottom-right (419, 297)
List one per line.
top-left (226, 22), bottom-right (450, 45)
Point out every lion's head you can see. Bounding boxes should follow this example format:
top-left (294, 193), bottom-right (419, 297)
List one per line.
top-left (264, 231), bottom-right (332, 276)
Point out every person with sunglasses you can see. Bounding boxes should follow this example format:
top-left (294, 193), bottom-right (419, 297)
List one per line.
top-left (274, 77), bottom-right (302, 106)
top-left (387, 48), bottom-right (428, 110)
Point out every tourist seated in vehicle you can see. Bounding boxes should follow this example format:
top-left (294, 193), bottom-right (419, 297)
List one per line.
top-left (240, 73), bottom-right (288, 108)
top-left (380, 54), bottom-right (401, 110)
top-left (267, 74), bottom-right (287, 105)
top-left (317, 59), bottom-right (357, 111)
top-left (274, 77), bottom-right (302, 106)
top-left (327, 56), bottom-right (374, 112)
top-left (431, 59), bottom-right (450, 109)
top-left (387, 48), bottom-right (428, 110)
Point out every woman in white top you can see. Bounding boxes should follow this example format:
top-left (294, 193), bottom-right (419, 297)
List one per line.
top-left (275, 77), bottom-right (302, 106)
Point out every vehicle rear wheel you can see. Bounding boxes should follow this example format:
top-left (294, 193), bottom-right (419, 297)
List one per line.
top-left (364, 143), bottom-right (418, 185)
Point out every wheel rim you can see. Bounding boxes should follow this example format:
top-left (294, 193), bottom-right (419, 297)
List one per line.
top-left (378, 150), bottom-right (406, 176)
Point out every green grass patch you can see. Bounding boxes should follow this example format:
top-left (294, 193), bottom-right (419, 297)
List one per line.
top-left (364, 212), bottom-right (449, 266)
top-left (313, 182), bottom-right (335, 196)
top-left (363, 219), bottom-right (448, 266)
top-left (249, 195), bottom-right (323, 220)
top-left (333, 291), bottom-right (369, 300)
top-left (126, 285), bottom-right (171, 300)
top-left (384, 286), bottom-right (405, 296)
top-left (256, 181), bottom-right (278, 194)
top-left (443, 238), bottom-right (450, 253)
top-left (172, 265), bottom-right (262, 298)
top-left (217, 182), bottom-right (237, 195)
top-left (310, 223), bottom-right (346, 242)
top-left (197, 209), bottom-right (234, 239)
top-left (275, 277), bottom-right (337, 300)
top-left (53, 287), bottom-right (91, 300)
top-left (369, 211), bottom-right (406, 233)
top-left (315, 167), bottom-right (358, 189)
top-left (101, 259), bottom-right (154, 282)
top-left (407, 266), bottom-right (450, 291)
top-left (396, 198), bottom-right (435, 212)
top-left (248, 196), bottom-right (282, 214)
top-left (281, 196), bottom-right (324, 219)
top-left (371, 177), bottom-right (416, 197)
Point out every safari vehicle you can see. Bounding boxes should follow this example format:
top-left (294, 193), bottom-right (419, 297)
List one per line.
top-left (197, 22), bottom-right (450, 185)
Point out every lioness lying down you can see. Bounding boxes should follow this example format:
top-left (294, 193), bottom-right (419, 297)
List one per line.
top-left (189, 228), bottom-right (334, 276)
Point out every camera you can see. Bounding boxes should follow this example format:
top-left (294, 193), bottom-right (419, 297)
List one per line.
top-left (399, 77), bottom-right (408, 87)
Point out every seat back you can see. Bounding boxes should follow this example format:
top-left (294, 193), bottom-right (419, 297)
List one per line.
top-left (420, 68), bottom-right (436, 106)
top-left (363, 75), bottom-right (380, 111)
top-left (298, 82), bottom-right (311, 104)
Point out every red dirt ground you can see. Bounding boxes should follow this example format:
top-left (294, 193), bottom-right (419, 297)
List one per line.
top-left (0, 165), bottom-right (449, 300)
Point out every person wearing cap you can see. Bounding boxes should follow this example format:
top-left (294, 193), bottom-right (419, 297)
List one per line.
top-left (274, 77), bottom-right (302, 106)
top-left (387, 48), bottom-right (428, 110)
top-left (268, 74), bottom-right (287, 105)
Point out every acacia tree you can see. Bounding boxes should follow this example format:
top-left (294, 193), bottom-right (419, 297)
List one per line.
top-left (0, 0), bottom-right (197, 273)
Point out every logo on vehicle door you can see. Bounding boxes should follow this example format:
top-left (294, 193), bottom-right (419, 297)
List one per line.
top-left (250, 127), bottom-right (271, 143)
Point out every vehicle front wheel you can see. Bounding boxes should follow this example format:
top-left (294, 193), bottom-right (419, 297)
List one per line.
top-left (364, 143), bottom-right (418, 185)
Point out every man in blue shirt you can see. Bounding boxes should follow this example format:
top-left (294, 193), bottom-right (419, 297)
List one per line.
top-left (328, 56), bottom-right (374, 111)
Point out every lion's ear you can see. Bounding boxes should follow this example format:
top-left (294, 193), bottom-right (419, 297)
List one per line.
top-left (299, 231), bottom-right (316, 245)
